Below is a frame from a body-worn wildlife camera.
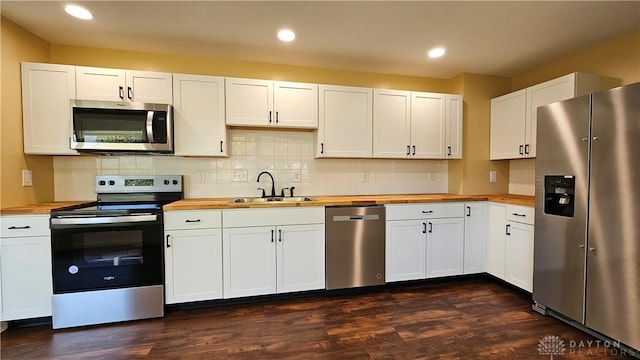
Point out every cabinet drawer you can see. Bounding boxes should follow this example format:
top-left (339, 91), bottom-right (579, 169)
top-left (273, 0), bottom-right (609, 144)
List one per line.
top-left (0, 215), bottom-right (50, 237)
top-left (386, 203), bottom-right (464, 220)
top-left (506, 205), bottom-right (534, 225)
top-left (164, 210), bottom-right (222, 230)
top-left (223, 207), bottom-right (324, 228)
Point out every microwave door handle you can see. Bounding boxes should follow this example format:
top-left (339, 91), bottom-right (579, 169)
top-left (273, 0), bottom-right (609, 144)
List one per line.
top-left (146, 110), bottom-right (155, 143)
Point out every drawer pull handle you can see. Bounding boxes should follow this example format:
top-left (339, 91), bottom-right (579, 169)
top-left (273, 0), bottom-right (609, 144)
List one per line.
top-left (8, 225), bottom-right (31, 230)
top-left (185, 219), bottom-right (201, 223)
top-left (421, 210), bottom-right (433, 214)
top-left (512, 213), bottom-right (526, 217)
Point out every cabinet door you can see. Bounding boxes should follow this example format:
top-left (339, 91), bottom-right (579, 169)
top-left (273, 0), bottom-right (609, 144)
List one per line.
top-left (317, 85), bottom-right (372, 158)
top-left (172, 74), bottom-right (227, 156)
top-left (126, 70), bottom-right (173, 104)
top-left (525, 74), bottom-right (576, 158)
top-left (490, 89), bottom-right (526, 160)
top-left (223, 226), bottom-right (276, 298)
top-left (505, 221), bottom-right (534, 292)
top-left (21, 62), bottom-right (78, 155)
top-left (225, 77), bottom-right (273, 126)
top-left (276, 224), bottom-right (325, 293)
top-left (385, 219), bottom-right (426, 282)
top-left (486, 203), bottom-right (507, 279)
top-left (445, 95), bottom-right (463, 159)
top-left (373, 89), bottom-right (411, 158)
top-left (0, 236), bottom-right (52, 321)
top-left (426, 217), bottom-right (465, 278)
top-left (273, 81), bottom-right (318, 128)
top-left (76, 66), bottom-right (126, 101)
top-left (164, 228), bottom-right (223, 304)
top-left (463, 203), bottom-right (487, 274)
top-left (411, 92), bottom-right (446, 159)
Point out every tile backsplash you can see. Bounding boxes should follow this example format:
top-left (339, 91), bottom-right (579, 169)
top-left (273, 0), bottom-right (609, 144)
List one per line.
top-left (54, 129), bottom-right (448, 200)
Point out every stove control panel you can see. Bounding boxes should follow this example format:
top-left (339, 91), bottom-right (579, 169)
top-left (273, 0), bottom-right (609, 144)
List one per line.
top-left (95, 175), bottom-right (183, 193)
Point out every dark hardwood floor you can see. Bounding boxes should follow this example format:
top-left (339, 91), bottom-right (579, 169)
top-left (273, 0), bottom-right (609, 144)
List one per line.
top-left (1, 277), bottom-right (631, 359)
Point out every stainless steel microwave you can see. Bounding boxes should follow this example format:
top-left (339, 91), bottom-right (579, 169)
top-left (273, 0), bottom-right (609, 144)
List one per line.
top-left (70, 100), bottom-right (173, 153)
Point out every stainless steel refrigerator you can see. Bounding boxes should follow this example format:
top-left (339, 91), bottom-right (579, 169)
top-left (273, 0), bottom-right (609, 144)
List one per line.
top-left (533, 82), bottom-right (640, 352)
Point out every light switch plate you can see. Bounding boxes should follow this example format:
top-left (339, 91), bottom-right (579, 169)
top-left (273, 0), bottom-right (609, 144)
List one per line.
top-left (22, 169), bottom-right (33, 187)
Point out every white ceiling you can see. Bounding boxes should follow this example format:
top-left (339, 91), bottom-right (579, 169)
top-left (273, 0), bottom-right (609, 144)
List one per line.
top-left (2, 1), bottom-right (639, 79)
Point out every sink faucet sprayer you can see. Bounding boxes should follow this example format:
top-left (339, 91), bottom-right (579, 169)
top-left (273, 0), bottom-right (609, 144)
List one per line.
top-left (256, 171), bottom-right (276, 198)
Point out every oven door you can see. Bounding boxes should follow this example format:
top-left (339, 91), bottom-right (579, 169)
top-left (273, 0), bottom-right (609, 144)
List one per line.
top-left (50, 213), bottom-right (163, 294)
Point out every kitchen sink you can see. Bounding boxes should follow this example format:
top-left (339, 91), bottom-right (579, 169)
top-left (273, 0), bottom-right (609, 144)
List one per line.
top-left (230, 196), bottom-right (315, 204)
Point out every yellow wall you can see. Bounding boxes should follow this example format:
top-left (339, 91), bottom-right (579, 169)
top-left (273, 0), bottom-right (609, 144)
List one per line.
top-left (450, 73), bottom-right (511, 195)
top-left (50, 45), bottom-right (452, 93)
top-left (1, 17), bottom-right (53, 208)
top-left (512, 29), bottom-right (640, 90)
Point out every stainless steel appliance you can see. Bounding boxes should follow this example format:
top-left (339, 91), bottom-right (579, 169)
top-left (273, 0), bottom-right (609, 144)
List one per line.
top-left (533, 82), bottom-right (640, 352)
top-left (50, 175), bottom-right (183, 329)
top-left (325, 206), bottom-right (385, 290)
top-left (71, 100), bottom-right (173, 153)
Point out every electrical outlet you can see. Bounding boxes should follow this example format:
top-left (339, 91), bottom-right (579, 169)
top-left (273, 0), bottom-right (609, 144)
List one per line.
top-left (196, 170), bottom-right (206, 184)
top-left (292, 170), bottom-right (301, 183)
top-left (232, 170), bottom-right (248, 182)
top-left (362, 171), bottom-right (369, 182)
top-left (21, 169), bottom-right (33, 187)
top-left (490, 171), bottom-right (497, 183)
top-left (428, 171), bottom-right (436, 182)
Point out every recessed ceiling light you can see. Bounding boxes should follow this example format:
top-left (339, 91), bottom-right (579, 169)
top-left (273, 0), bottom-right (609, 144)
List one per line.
top-left (428, 47), bottom-right (446, 58)
top-left (277, 29), bottom-right (296, 42)
top-left (65, 4), bottom-right (93, 20)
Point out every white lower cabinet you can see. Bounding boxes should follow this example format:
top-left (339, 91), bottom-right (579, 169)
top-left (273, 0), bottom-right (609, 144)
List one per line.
top-left (486, 202), bottom-right (535, 292)
top-left (222, 207), bottom-right (325, 299)
top-left (463, 202), bottom-right (488, 274)
top-left (487, 203), bottom-right (507, 279)
top-left (386, 203), bottom-right (465, 282)
top-left (385, 220), bottom-right (426, 282)
top-left (504, 205), bottom-right (535, 292)
top-left (0, 215), bottom-right (52, 321)
top-left (164, 210), bottom-right (223, 304)
top-left (426, 217), bottom-right (465, 278)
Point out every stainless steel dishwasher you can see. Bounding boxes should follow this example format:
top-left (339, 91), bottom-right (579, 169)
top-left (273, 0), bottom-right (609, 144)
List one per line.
top-left (325, 205), bottom-right (385, 290)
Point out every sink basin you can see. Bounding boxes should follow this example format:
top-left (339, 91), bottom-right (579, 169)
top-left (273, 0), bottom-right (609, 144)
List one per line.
top-left (230, 196), bottom-right (315, 204)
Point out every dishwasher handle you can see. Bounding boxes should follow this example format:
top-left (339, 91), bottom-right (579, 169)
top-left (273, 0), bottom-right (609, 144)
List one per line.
top-left (332, 214), bottom-right (380, 222)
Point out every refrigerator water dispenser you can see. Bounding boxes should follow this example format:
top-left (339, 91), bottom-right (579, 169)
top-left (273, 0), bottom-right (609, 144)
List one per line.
top-left (544, 175), bottom-right (575, 217)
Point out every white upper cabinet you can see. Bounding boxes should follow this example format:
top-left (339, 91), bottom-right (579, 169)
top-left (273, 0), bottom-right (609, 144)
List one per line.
top-left (490, 72), bottom-right (615, 160)
top-left (317, 85), bottom-right (373, 158)
top-left (373, 90), bottom-right (460, 159)
top-left (445, 94), bottom-right (463, 159)
top-left (373, 89), bottom-right (411, 158)
top-left (172, 74), bottom-right (227, 157)
top-left (76, 66), bottom-right (173, 104)
top-left (21, 62), bottom-right (78, 155)
top-left (490, 89), bottom-right (527, 160)
top-left (411, 92), bottom-right (446, 159)
top-left (274, 81), bottom-right (318, 128)
top-left (225, 78), bottom-right (318, 129)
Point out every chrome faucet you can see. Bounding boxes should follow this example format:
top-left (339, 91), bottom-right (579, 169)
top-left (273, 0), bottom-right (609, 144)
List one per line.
top-left (256, 171), bottom-right (276, 198)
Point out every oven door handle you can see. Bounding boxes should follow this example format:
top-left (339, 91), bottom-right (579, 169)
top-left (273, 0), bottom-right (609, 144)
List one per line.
top-left (51, 214), bottom-right (158, 226)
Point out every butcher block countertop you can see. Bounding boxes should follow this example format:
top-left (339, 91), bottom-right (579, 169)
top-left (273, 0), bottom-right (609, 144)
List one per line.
top-left (163, 194), bottom-right (535, 211)
top-left (0, 201), bottom-right (94, 216)
top-left (0, 194), bottom-right (534, 215)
